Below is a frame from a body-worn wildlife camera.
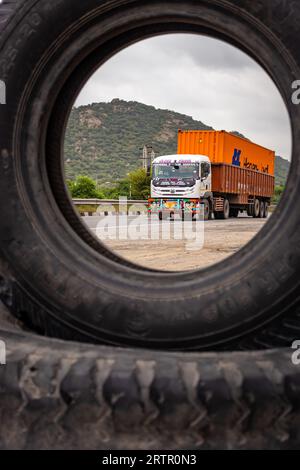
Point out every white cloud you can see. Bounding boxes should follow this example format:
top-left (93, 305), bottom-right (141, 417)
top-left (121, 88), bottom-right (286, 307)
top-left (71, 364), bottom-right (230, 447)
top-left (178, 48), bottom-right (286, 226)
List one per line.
top-left (75, 34), bottom-right (292, 160)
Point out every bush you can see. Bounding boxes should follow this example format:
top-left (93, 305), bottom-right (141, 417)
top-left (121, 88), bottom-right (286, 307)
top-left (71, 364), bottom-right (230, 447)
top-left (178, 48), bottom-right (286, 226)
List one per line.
top-left (272, 185), bottom-right (285, 204)
top-left (67, 169), bottom-right (151, 201)
top-left (67, 175), bottom-right (104, 199)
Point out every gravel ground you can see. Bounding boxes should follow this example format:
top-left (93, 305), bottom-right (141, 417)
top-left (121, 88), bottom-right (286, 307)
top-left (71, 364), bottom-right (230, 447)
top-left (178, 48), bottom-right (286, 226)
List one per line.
top-left (84, 214), bottom-right (269, 271)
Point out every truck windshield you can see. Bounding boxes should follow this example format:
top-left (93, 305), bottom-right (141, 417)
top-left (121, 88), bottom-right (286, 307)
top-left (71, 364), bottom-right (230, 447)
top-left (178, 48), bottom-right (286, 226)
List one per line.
top-left (153, 164), bottom-right (199, 179)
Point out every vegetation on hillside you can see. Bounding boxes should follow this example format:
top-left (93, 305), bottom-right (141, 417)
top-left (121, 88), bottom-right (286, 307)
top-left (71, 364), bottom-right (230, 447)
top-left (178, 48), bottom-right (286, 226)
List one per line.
top-left (274, 156), bottom-right (290, 186)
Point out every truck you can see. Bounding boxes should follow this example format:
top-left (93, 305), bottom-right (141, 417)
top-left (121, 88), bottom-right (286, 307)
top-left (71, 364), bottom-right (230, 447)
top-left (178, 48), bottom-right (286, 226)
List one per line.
top-left (148, 130), bottom-right (275, 220)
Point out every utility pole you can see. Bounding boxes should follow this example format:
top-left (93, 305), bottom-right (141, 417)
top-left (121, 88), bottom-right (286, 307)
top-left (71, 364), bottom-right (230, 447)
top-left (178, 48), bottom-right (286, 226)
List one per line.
top-left (141, 145), bottom-right (155, 176)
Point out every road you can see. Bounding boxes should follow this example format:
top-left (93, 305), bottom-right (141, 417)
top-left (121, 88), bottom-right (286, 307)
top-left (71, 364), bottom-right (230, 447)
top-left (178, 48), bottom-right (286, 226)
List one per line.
top-left (83, 214), bottom-right (270, 271)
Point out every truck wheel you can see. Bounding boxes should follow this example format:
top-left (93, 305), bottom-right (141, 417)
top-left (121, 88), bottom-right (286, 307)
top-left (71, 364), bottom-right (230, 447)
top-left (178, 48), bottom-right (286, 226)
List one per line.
top-left (247, 206), bottom-right (253, 217)
top-left (230, 208), bottom-right (239, 218)
top-left (264, 202), bottom-right (269, 219)
top-left (253, 199), bottom-right (260, 218)
top-left (203, 200), bottom-right (210, 221)
top-left (1, 0), bottom-right (300, 352)
top-left (259, 200), bottom-right (265, 218)
top-left (219, 199), bottom-right (230, 220)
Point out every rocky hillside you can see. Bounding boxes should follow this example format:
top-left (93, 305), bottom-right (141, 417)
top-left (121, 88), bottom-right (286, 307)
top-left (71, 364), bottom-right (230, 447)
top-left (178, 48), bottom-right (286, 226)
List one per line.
top-left (64, 98), bottom-right (289, 186)
top-left (275, 155), bottom-right (290, 186)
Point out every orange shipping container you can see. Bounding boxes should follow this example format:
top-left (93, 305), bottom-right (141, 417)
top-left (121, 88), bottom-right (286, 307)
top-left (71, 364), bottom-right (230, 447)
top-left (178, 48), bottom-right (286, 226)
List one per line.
top-left (177, 130), bottom-right (275, 176)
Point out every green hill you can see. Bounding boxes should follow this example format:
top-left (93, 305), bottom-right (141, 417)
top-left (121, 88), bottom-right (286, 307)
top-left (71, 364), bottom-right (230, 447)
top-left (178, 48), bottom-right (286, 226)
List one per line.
top-left (64, 98), bottom-right (289, 186)
top-left (275, 155), bottom-right (290, 186)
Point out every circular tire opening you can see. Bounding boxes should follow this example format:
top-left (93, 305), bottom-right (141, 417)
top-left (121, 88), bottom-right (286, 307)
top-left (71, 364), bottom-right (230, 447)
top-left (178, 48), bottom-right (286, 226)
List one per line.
top-left (63, 34), bottom-right (291, 273)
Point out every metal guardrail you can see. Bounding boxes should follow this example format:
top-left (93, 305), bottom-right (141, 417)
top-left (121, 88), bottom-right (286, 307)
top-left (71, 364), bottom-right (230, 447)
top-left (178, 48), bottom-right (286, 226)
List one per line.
top-left (72, 199), bottom-right (148, 216)
top-left (72, 199), bottom-right (147, 205)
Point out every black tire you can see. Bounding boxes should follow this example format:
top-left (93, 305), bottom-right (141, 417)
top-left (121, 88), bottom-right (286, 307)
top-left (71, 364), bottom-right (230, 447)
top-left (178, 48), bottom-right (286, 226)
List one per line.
top-left (219, 199), bottom-right (230, 220)
top-left (0, 1), bottom-right (18, 32)
top-left (0, 323), bottom-right (300, 450)
top-left (203, 199), bottom-right (210, 221)
top-left (1, 0), bottom-right (300, 350)
top-left (247, 205), bottom-right (253, 217)
top-left (259, 200), bottom-right (265, 219)
top-left (158, 212), bottom-right (163, 221)
top-left (253, 198), bottom-right (261, 218)
top-left (264, 202), bottom-right (269, 219)
top-left (230, 208), bottom-right (239, 218)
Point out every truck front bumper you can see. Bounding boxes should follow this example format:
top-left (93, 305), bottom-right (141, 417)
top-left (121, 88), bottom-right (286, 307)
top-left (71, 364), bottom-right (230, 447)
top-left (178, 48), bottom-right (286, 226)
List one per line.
top-left (148, 198), bottom-right (202, 214)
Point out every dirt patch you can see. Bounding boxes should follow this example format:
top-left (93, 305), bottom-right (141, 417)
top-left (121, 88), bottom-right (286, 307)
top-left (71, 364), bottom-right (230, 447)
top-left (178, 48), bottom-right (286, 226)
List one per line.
top-left (102, 217), bottom-right (268, 271)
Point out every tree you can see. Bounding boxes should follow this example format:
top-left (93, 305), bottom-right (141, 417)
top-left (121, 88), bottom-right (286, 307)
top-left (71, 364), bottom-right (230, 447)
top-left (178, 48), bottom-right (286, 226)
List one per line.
top-left (272, 185), bottom-right (285, 204)
top-left (127, 168), bottom-right (151, 199)
top-left (99, 169), bottom-right (150, 199)
top-left (67, 169), bottom-right (151, 200)
top-left (100, 179), bottom-right (131, 199)
top-left (67, 175), bottom-right (104, 199)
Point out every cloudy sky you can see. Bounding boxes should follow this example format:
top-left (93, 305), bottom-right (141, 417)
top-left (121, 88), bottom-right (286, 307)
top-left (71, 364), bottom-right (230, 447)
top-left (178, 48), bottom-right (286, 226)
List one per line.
top-left (75, 34), bottom-right (292, 160)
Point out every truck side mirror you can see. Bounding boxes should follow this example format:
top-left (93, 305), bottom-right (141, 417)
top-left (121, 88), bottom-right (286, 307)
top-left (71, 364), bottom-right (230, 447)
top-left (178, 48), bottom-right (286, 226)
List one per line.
top-left (201, 163), bottom-right (210, 180)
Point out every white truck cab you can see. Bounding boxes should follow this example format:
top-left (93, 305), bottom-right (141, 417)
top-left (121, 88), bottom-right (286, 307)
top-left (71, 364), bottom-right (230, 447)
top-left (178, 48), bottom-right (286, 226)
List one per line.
top-left (151, 154), bottom-right (211, 199)
top-left (149, 154), bottom-right (212, 220)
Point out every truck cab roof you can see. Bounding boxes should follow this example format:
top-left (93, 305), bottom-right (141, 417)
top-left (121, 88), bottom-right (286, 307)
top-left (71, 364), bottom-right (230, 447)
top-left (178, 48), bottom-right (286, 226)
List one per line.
top-left (152, 154), bottom-right (210, 165)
